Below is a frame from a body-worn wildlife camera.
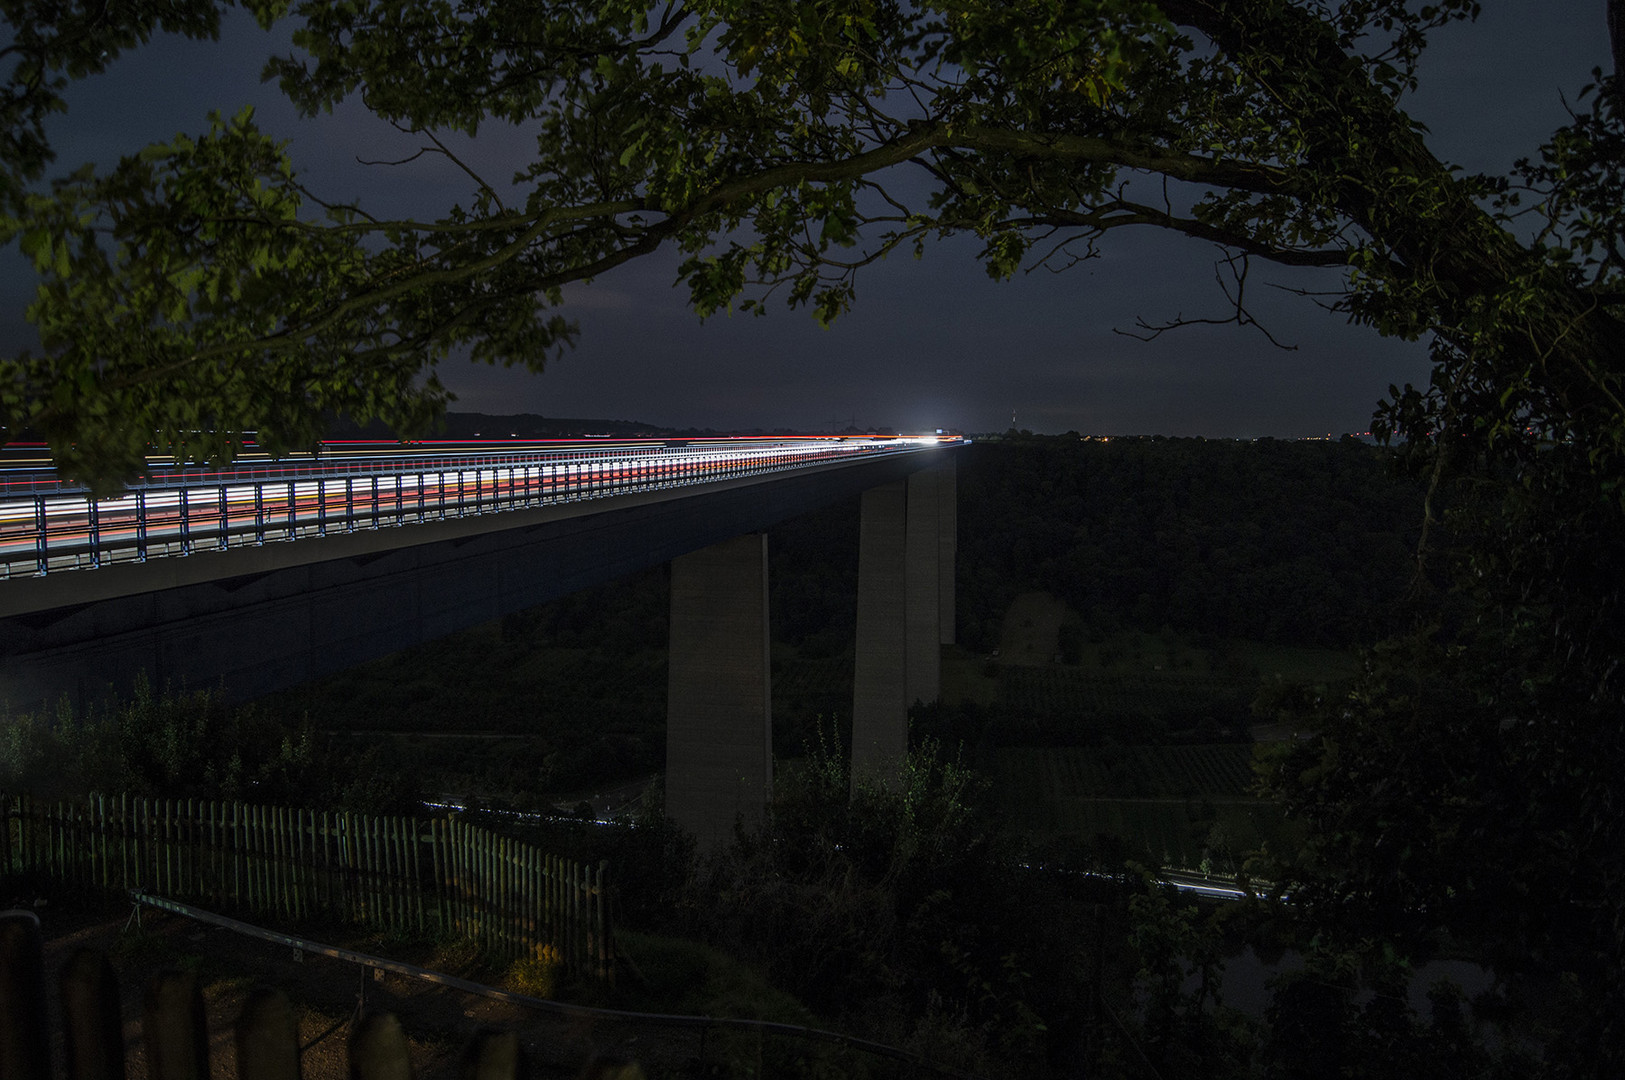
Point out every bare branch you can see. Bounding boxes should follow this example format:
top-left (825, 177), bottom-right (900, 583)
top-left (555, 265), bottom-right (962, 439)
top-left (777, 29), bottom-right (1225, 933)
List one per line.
top-left (1114, 250), bottom-right (1300, 350)
top-left (356, 148), bottom-right (432, 167)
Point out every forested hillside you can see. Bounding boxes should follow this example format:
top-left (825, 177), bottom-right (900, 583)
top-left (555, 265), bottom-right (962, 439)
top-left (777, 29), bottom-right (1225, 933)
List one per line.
top-left (955, 435), bottom-right (1423, 652)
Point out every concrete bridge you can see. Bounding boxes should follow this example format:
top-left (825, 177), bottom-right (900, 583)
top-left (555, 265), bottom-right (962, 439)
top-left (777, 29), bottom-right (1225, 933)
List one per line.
top-left (0, 437), bottom-right (962, 845)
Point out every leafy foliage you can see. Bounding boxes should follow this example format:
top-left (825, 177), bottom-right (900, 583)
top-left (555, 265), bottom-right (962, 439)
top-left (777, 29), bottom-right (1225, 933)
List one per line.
top-left (0, 674), bottom-right (422, 811)
top-left (6, 2), bottom-right (1625, 1072)
top-left (4, 1), bottom-right (1619, 491)
top-left (681, 726), bottom-right (1080, 1068)
top-left (956, 436), bottom-right (1424, 652)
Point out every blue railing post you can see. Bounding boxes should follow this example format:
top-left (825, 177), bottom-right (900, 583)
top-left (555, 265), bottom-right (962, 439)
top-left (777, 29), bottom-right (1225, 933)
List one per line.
top-left (345, 476), bottom-right (355, 531)
top-left (33, 496), bottom-right (47, 575)
top-left (317, 479), bottom-right (328, 537)
top-left (179, 488), bottom-right (193, 555)
top-left (287, 479), bottom-right (297, 536)
top-left (254, 483), bottom-right (265, 543)
top-left (136, 490), bottom-right (149, 561)
top-left (86, 497), bottom-right (101, 568)
top-left (217, 485), bottom-right (229, 550)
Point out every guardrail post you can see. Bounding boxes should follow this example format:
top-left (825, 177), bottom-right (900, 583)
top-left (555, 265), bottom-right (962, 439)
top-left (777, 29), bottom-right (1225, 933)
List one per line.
top-left (33, 497), bottom-right (48, 575)
top-left (0, 910), bottom-right (50, 1080)
top-left (235, 988), bottom-right (298, 1080)
top-left (142, 969), bottom-right (208, 1080)
top-left (345, 477), bottom-right (355, 532)
top-left (178, 489), bottom-right (193, 556)
top-left (317, 479), bottom-right (328, 537)
top-left (86, 497), bottom-right (101, 568)
top-left (253, 485), bottom-right (265, 544)
top-left (458, 1030), bottom-right (523, 1080)
top-left (286, 480), bottom-right (297, 537)
top-left (349, 1013), bottom-right (411, 1080)
top-left (61, 947), bottom-right (124, 1080)
top-left (136, 490), bottom-right (149, 561)
top-left (217, 486), bottom-right (229, 551)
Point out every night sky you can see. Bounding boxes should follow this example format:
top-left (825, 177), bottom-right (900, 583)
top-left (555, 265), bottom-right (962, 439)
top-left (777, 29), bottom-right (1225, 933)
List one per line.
top-left (1, 3), bottom-right (1609, 437)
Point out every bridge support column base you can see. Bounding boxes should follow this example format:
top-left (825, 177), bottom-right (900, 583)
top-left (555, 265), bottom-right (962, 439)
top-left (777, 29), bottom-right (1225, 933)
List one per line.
top-left (665, 532), bottom-right (772, 850)
top-left (851, 482), bottom-right (909, 792)
top-left (851, 462), bottom-right (956, 793)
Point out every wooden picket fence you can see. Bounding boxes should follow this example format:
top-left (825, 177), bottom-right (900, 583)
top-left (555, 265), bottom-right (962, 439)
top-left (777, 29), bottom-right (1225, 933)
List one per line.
top-left (0, 792), bottom-right (613, 980)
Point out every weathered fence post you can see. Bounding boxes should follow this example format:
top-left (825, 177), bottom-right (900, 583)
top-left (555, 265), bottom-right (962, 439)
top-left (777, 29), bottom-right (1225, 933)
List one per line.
top-left (349, 1012), bottom-right (412, 1080)
top-left (457, 1030), bottom-right (525, 1080)
top-left (61, 948), bottom-right (125, 1080)
top-left (577, 1053), bottom-right (645, 1080)
top-left (0, 794), bottom-right (14, 882)
top-left (142, 970), bottom-right (209, 1080)
top-left (0, 909), bottom-right (50, 1080)
top-left (235, 987), bottom-right (300, 1080)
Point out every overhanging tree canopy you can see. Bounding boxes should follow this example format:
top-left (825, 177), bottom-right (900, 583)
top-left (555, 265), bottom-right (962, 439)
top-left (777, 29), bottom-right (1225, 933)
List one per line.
top-left (2, 0), bottom-right (1620, 487)
top-left (8, 2), bottom-right (1625, 1071)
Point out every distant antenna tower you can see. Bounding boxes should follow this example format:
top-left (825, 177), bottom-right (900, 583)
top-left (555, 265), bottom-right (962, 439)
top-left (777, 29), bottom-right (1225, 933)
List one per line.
top-left (1011, 408), bottom-right (1017, 427)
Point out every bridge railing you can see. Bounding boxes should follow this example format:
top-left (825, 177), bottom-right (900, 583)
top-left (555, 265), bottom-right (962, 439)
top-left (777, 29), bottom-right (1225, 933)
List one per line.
top-left (0, 440), bottom-right (673, 498)
top-left (0, 437), bottom-right (945, 579)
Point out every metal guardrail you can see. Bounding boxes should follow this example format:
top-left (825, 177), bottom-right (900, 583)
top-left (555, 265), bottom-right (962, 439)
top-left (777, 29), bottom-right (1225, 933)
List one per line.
top-left (129, 891), bottom-right (989, 1080)
top-left (0, 437), bottom-right (951, 580)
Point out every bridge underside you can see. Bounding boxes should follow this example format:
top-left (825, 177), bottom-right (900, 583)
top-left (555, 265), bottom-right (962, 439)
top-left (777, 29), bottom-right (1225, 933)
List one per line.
top-left (0, 449), bottom-right (958, 849)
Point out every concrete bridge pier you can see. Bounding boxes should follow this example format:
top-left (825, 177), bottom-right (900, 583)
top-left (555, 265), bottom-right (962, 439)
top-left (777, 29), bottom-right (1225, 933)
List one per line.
top-left (850, 462), bottom-right (956, 791)
top-left (664, 532), bottom-right (773, 850)
top-left (936, 455), bottom-right (957, 648)
top-left (660, 456), bottom-right (956, 841)
top-left (849, 480), bottom-right (909, 790)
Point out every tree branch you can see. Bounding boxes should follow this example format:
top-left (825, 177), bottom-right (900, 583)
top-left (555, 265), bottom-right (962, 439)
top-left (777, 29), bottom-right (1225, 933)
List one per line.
top-left (1014, 201), bottom-right (1349, 269)
top-left (1115, 250), bottom-right (1301, 351)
